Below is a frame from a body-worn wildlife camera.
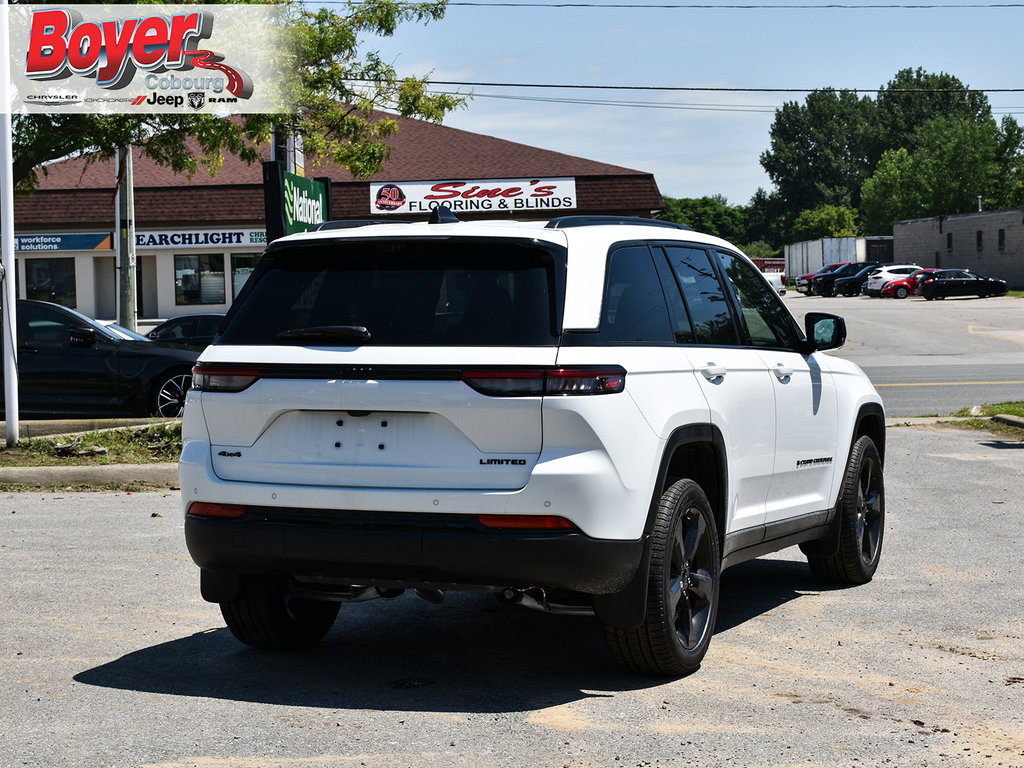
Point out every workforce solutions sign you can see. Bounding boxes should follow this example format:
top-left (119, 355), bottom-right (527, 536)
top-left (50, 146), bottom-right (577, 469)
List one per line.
top-left (8, 5), bottom-right (289, 114)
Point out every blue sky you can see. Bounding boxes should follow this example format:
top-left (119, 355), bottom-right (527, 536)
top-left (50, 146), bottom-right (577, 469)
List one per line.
top-left (363, 1), bottom-right (1024, 206)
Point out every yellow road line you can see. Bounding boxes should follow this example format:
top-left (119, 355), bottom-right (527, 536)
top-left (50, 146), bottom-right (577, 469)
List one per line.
top-left (968, 325), bottom-right (1024, 344)
top-left (875, 381), bottom-right (1024, 388)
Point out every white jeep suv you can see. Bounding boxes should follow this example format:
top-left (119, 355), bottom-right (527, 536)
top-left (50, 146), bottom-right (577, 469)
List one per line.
top-left (181, 211), bottom-right (886, 676)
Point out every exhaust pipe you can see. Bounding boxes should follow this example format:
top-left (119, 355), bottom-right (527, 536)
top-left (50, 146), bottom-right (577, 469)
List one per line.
top-left (415, 587), bottom-right (445, 604)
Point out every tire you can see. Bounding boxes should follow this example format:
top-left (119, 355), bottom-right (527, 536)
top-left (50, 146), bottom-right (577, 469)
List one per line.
top-left (894, 286), bottom-right (909, 299)
top-left (806, 436), bottom-right (884, 585)
top-left (152, 369), bottom-right (192, 417)
top-left (221, 575), bottom-right (340, 649)
top-left (604, 479), bottom-right (720, 677)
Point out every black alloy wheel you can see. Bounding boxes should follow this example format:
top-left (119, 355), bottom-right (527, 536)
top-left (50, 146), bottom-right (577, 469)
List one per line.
top-left (806, 436), bottom-right (885, 584)
top-left (604, 479), bottom-right (721, 676)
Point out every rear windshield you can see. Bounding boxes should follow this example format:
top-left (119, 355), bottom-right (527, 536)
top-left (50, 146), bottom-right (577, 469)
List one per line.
top-left (217, 239), bottom-right (563, 346)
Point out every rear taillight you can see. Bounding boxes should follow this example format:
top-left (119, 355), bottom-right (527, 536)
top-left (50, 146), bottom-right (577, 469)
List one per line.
top-left (477, 514), bottom-right (577, 530)
top-left (188, 502), bottom-right (246, 518)
top-left (461, 366), bottom-right (626, 397)
top-left (191, 364), bottom-right (261, 393)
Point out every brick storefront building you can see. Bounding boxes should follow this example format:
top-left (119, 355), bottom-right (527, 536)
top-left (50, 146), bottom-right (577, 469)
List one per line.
top-left (12, 113), bottom-right (665, 320)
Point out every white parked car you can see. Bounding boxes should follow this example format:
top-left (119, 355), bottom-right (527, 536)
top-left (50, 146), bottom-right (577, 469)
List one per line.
top-left (864, 263), bottom-right (923, 297)
top-left (180, 211), bottom-right (886, 677)
top-left (764, 271), bottom-right (786, 295)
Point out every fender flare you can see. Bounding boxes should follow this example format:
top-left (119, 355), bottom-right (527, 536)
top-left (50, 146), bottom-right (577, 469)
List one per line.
top-left (593, 423), bottom-right (727, 628)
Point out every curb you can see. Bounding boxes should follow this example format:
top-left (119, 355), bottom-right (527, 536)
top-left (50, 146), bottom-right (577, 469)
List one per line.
top-left (0, 462), bottom-right (179, 487)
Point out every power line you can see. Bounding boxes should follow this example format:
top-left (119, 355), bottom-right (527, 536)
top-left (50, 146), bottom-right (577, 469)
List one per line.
top-left (436, 90), bottom-right (779, 111)
top-left (335, 1), bottom-right (1024, 8)
top-left (349, 78), bottom-right (1024, 94)
top-left (444, 1), bottom-right (1024, 7)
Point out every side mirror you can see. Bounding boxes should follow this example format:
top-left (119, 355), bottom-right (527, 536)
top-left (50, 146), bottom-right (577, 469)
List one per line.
top-left (69, 325), bottom-right (98, 347)
top-left (803, 312), bottom-right (846, 352)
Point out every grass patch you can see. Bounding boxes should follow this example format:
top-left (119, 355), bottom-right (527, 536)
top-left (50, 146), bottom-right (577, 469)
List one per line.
top-left (947, 402), bottom-right (1024, 440)
top-left (951, 402), bottom-right (1024, 418)
top-left (0, 422), bottom-right (181, 467)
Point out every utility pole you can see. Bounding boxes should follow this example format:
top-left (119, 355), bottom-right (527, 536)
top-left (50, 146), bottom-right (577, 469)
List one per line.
top-left (116, 146), bottom-right (137, 330)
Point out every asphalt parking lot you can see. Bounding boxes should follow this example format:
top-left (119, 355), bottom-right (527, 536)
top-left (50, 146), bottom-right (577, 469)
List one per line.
top-left (2, 421), bottom-right (1023, 768)
top-left (784, 292), bottom-right (1024, 417)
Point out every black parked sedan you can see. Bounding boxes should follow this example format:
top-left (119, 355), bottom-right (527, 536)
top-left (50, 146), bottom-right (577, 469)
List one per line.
top-left (919, 270), bottom-right (1008, 300)
top-left (833, 264), bottom-right (882, 297)
top-left (2, 300), bottom-right (201, 419)
top-left (811, 261), bottom-right (880, 297)
top-left (146, 313), bottom-right (225, 348)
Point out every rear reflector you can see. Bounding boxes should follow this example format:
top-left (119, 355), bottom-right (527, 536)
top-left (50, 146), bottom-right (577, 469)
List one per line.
top-left (189, 502), bottom-right (246, 518)
top-left (477, 514), bottom-right (576, 530)
top-left (462, 366), bottom-right (625, 397)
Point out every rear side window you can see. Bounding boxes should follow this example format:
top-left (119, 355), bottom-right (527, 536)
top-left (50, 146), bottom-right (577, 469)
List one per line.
top-left (217, 240), bottom-right (561, 346)
top-left (599, 246), bottom-right (675, 343)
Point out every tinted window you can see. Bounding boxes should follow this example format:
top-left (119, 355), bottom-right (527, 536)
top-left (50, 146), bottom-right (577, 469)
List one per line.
top-left (599, 246), bottom-right (674, 343)
top-left (196, 316), bottom-right (224, 336)
top-left (662, 246), bottom-right (739, 345)
top-left (152, 317), bottom-right (197, 342)
top-left (716, 251), bottom-right (800, 348)
top-left (19, 303), bottom-right (72, 344)
top-left (218, 240), bottom-right (560, 347)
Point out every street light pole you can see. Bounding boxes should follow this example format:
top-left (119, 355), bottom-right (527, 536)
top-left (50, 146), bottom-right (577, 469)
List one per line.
top-left (1, 0), bottom-right (20, 447)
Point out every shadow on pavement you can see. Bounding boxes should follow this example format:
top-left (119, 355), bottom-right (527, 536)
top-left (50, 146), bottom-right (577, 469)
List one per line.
top-left (75, 559), bottom-right (825, 710)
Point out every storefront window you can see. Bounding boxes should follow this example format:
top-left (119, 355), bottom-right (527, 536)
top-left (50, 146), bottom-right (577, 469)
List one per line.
top-left (175, 253), bottom-right (225, 305)
top-left (231, 254), bottom-right (258, 298)
top-left (25, 257), bottom-right (77, 308)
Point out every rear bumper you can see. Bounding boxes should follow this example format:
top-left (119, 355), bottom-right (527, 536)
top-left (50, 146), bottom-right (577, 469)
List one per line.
top-left (185, 506), bottom-right (646, 598)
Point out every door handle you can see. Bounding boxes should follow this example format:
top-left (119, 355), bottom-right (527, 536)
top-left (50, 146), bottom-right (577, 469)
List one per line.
top-left (772, 364), bottom-right (793, 381)
top-left (700, 364), bottom-right (726, 383)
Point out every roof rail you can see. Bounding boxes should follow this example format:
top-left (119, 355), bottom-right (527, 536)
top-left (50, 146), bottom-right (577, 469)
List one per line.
top-left (545, 216), bottom-right (693, 231)
top-left (312, 219), bottom-right (411, 231)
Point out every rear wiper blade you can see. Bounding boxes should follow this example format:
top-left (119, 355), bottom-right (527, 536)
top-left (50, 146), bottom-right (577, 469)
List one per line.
top-left (277, 325), bottom-right (371, 343)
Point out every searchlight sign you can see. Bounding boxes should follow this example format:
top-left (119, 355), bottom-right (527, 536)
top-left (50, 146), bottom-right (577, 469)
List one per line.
top-left (8, 4), bottom-right (290, 114)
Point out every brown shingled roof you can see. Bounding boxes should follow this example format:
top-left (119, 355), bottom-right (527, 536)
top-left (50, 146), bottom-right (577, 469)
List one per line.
top-left (16, 112), bottom-right (662, 227)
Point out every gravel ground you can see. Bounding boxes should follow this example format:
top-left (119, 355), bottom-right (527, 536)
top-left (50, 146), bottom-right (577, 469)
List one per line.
top-left (0, 423), bottom-right (1022, 768)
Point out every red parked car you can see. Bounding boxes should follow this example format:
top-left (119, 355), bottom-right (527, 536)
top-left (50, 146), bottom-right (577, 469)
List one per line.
top-left (881, 268), bottom-right (941, 299)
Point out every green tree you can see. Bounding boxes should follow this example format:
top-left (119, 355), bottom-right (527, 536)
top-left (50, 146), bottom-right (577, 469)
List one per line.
top-left (739, 240), bottom-right (781, 261)
top-left (744, 187), bottom-right (787, 248)
top-left (873, 68), bottom-right (991, 158)
top-left (660, 195), bottom-right (747, 242)
top-left (760, 89), bottom-right (875, 215)
top-left (859, 148), bottom-right (925, 235)
top-left (790, 204), bottom-right (859, 242)
top-left (758, 68), bottom-right (1024, 242)
top-left (12, 0), bottom-right (465, 192)
top-left (860, 115), bottom-right (1017, 232)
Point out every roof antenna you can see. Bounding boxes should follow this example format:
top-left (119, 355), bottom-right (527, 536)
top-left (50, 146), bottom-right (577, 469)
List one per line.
top-left (428, 204), bottom-right (459, 224)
